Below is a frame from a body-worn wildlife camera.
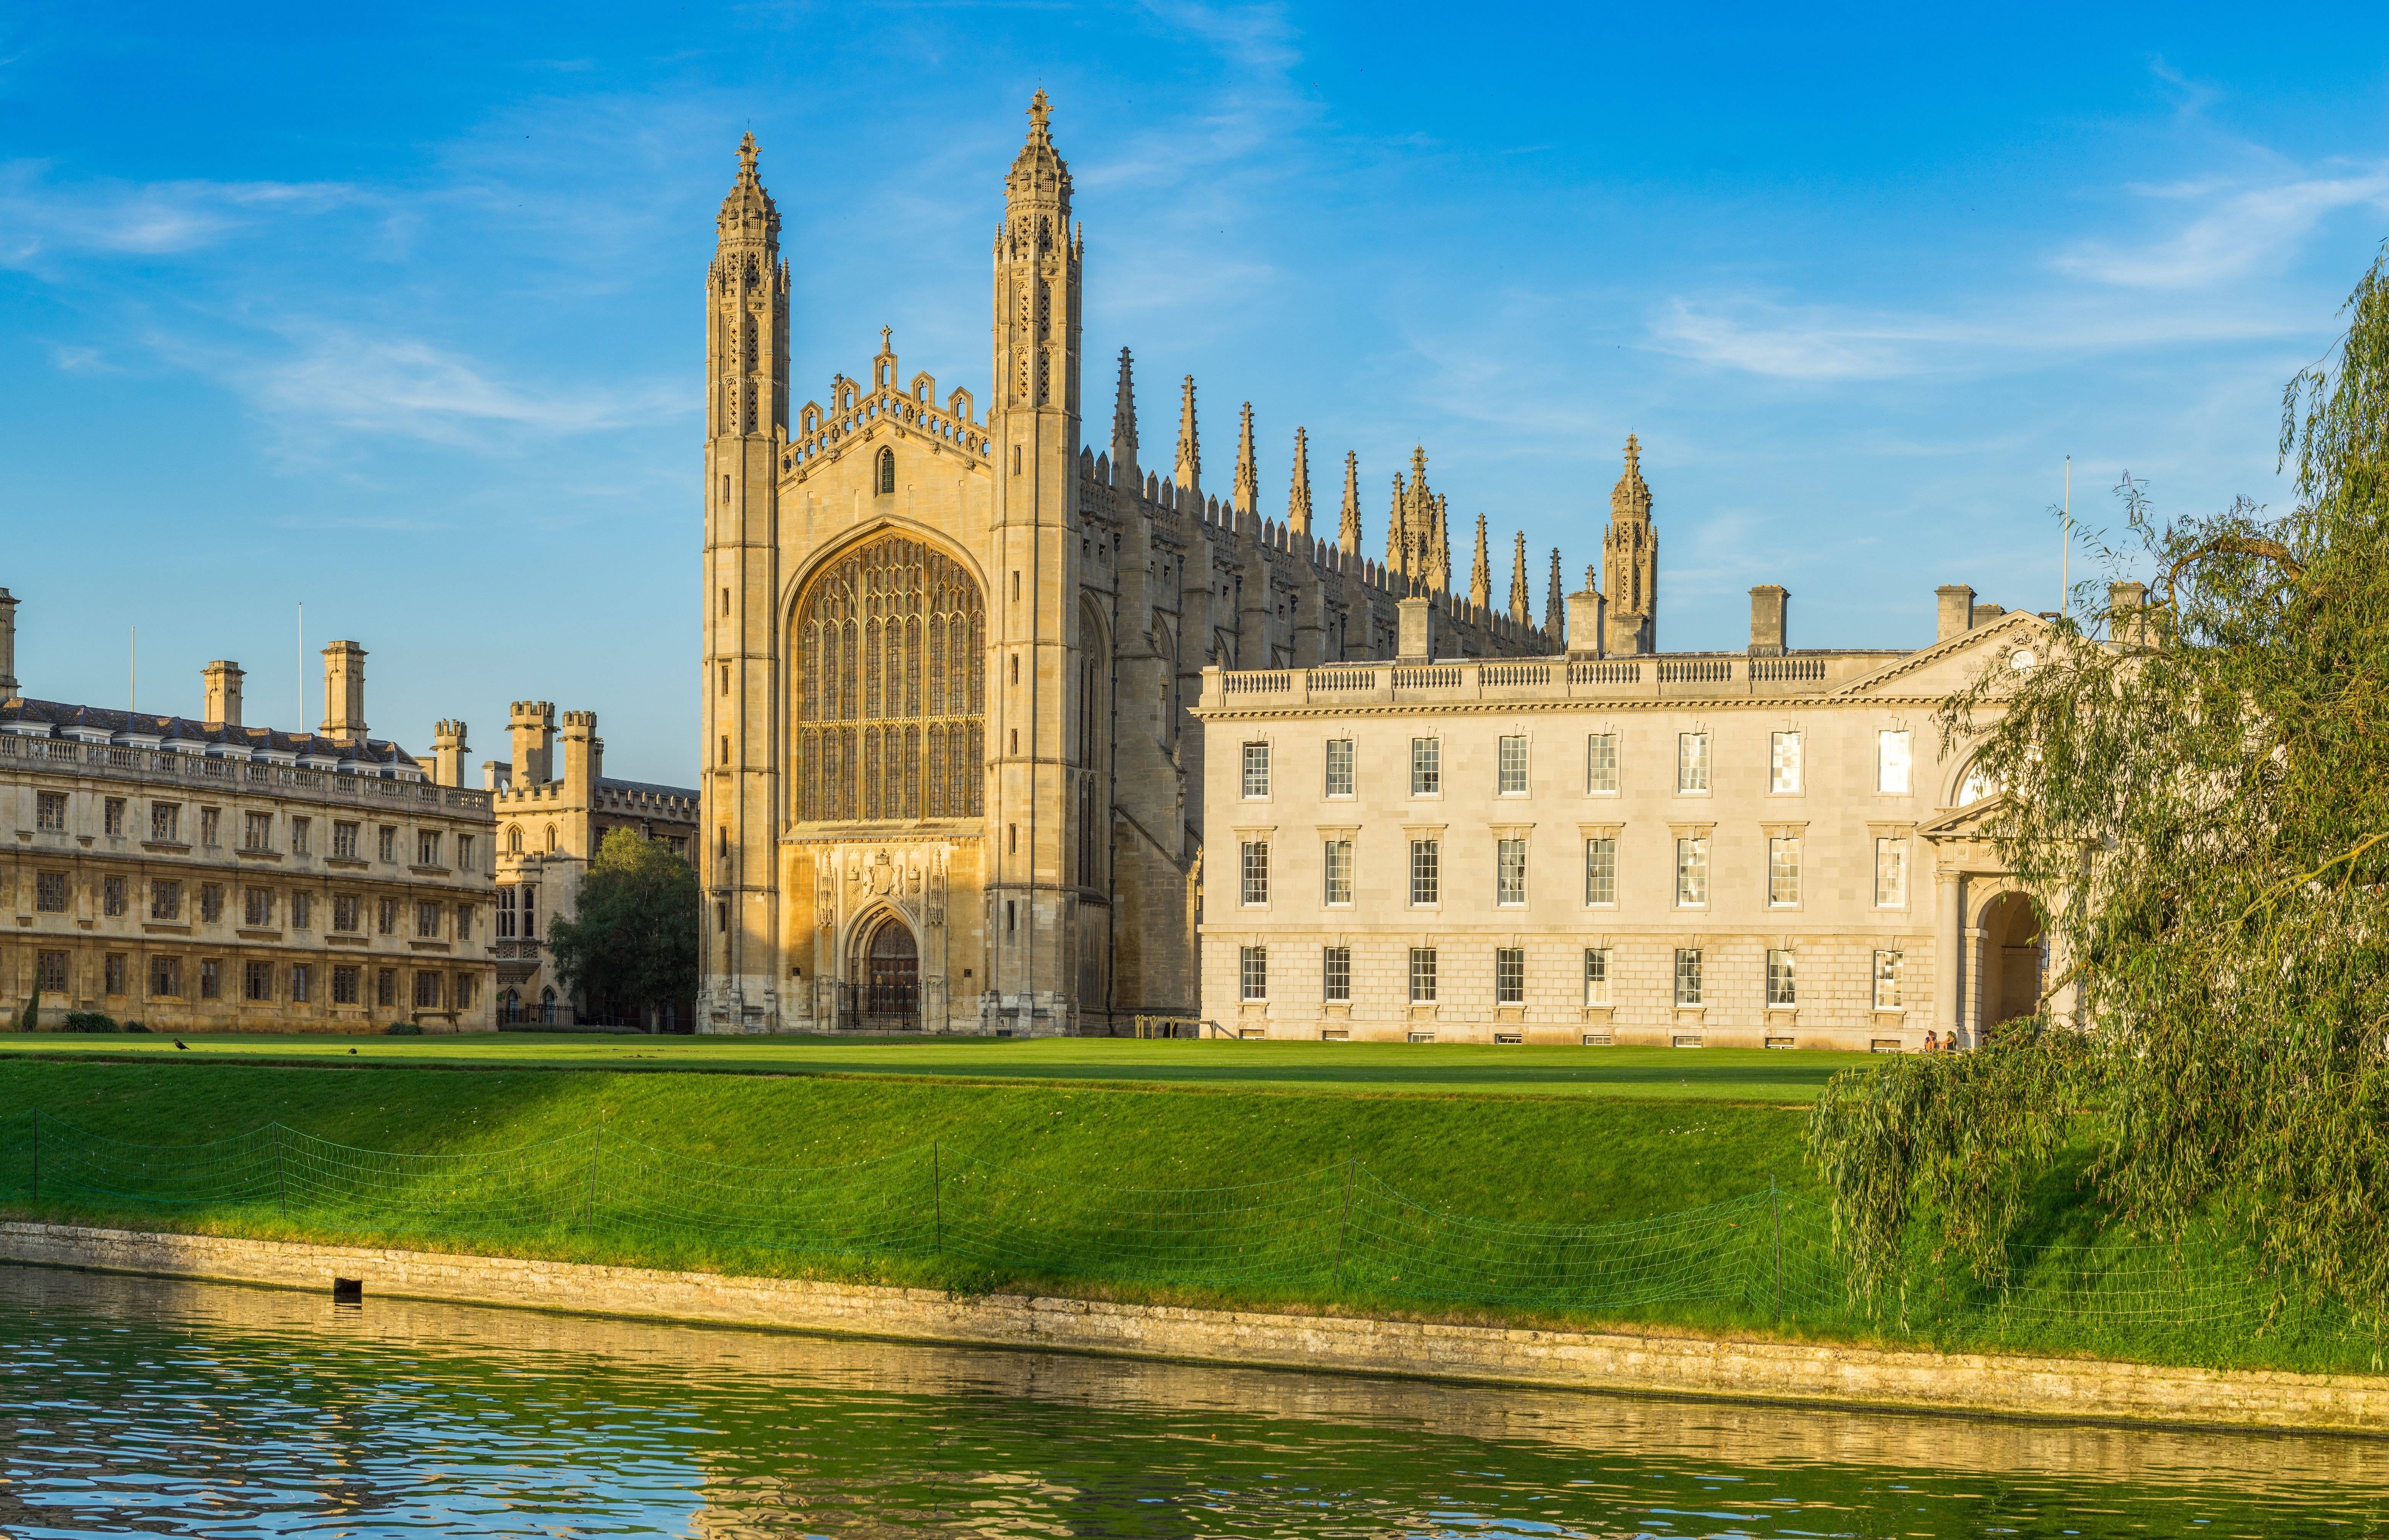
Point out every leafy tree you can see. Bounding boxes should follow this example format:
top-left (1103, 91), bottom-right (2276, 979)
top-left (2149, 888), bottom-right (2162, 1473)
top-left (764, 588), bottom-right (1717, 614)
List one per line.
top-left (1808, 247), bottom-right (2389, 1334)
top-left (546, 829), bottom-right (700, 1028)
top-left (19, 985), bottom-right (37, 1033)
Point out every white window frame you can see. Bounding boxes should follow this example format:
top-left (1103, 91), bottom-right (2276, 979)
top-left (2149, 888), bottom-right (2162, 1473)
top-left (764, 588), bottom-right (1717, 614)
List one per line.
top-left (1583, 836), bottom-right (1616, 906)
top-left (1674, 947), bottom-right (1704, 1006)
top-left (1583, 947), bottom-right (1612, 1006)
top-left (1497, 735), bottom-right (1529, 796)
top-left (1770, 731), bottom-right (1802, 794)
top-left (1240, 840), bottom-right (1270, 907)
top-left (1322, 945), bottom-right (1352, 1002)
top-left (1676, 732), bottom-right (1710, 794)
top-left (1409, 839), bottom-right (1440, 906)
top-left (1241, 741), bottom-right (1271, 799)
top-left (1586, 732), bottom-right (1620, 795)
top-left (1495, 946), bottom-right (1526, 1005)
top-left (1322, 839), bottom-right (1353, 907)
top-left (1874, 836), bottom-right (1909, 908)
top-left (1767, 948), bottom-right (1796, 1007)
top-left (1768, 835), bottom-right (1801, 907)
top-left (1323, 738), bottom-right (1355, 798)
top-left (1239, 945), bottom-right (1268, 1001)
top-left (1408, 946), bottom-right (1438, 1004)
top-left (1674, 835), bottom-right (1709, 907)
top-left (1873, 949), bottom-right (1904, 1010)
top-left (1496, 837), bottom-right (1527, 907)
top-left (1410, 737), bottom-right (1442, 796)
top-left (1877, 729), bottom-right (1913, 795)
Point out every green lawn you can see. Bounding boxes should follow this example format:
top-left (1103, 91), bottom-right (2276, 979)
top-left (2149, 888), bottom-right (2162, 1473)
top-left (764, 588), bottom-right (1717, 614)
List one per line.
top-left (0, 1050), bottom-right (2365, 1375)
top-left (0, 1031), bottom-right (1863, 1102)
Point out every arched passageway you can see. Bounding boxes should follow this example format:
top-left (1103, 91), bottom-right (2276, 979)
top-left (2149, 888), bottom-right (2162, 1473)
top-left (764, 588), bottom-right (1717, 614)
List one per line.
top-left (1980, 892), bottom-right (2044, 1036)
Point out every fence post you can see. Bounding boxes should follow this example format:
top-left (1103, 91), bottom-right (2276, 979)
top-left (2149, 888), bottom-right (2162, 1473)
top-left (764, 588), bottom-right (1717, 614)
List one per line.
top-left (586, 1124), bottom-right (600, 1226)
top-left (1332, 1161), bottom-right (1355, 1289)
top-left (29, 1110), bottom-right (39, 1204)
top-left (1771, 1175), bottom-right (1784, 1328)
top-left (932, 1144), bottom-right (945, 1260)
top-left (276, 1125), bottom-right (288, 1221)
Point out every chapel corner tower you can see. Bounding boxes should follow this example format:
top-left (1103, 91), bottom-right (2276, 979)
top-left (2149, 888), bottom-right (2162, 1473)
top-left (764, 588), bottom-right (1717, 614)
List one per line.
top-left (700, 131), bottom-right (791, 1030)
top-left (984, 89), bottom-right (1097, 1034)
top-left (1601, 434), bottom-right (1658, 655)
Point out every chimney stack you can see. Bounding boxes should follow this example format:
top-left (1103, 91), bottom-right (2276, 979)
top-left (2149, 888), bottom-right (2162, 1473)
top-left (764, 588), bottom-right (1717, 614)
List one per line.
top-left (508, 701), bottom-right (556, 785)
top-left (2108, 581), bottom-right (2152, 649)
top-left (320, 641), bottom-right (367, 743)
top-left (1566, 564), bottom-right (1605, 658)
top-left (1935, 585), bottom-right (1976, 644)
top-left (1747, 585), bottom-right (1789, 656)
top-left (430, 720), bottom-right (469, 787)
top-left (557, 710), bottom-right (598, 796)
top-left (1396, 596), bottom-right (1436, 662)
top-left (202, 660), bottom-right (244, 726)
top-left (0, 588), bottom-right (17, 700)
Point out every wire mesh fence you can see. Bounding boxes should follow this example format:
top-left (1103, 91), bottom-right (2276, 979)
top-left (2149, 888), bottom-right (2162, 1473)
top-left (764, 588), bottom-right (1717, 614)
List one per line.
top-left (0, 1109), bottom-right (2365, 1355)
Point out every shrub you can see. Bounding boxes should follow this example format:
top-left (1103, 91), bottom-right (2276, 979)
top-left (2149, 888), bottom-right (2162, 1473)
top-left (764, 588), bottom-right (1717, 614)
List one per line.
top-left (122, 1021), bottom-right (151, 1033)
top-left (385, 1021), bottom-right (425, 1036)
top-left (60, 1013), bottom-right (121, 1034)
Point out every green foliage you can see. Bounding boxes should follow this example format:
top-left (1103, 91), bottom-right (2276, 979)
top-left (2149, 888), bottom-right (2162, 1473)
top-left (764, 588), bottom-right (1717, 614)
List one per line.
top-left (122, 1021), bottom-right (146, 1034)
top-left (545, 829), bottom-right (700, 1022)
top-left (385, 1023), bottom-right (425, 1037)
top-left (60, 1013), bottom-right (121, 1034)
top-left (1808, 246), bottom-right (2389, 1334)
top-left (18, 988), bottom-right (36, 1033)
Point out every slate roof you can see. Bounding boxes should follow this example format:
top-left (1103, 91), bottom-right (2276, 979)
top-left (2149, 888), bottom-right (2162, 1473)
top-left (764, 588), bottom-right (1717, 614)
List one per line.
top-left (597, 776), bottom-right (701, 803)
top-left (0, 696), bottom-right (423, 772)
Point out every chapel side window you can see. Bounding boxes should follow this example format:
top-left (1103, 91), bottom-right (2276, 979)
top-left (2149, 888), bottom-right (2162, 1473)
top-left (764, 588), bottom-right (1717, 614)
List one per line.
top-left (796, 535), bottom-right (986, 823)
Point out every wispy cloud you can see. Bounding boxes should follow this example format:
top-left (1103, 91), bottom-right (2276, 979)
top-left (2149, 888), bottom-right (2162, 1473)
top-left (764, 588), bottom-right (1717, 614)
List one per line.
top-left (2054, 166), bottom-right (2389, 289)
top-left (0, 161), bottom-right (355, 267)
top-left (1649, 289), bottom-right (2307, 383)
top-left (234, 325), bottom-right (685, 446)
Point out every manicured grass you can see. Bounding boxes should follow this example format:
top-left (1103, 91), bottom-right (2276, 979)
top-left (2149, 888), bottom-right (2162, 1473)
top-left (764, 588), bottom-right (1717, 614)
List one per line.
top-left (0, 1031), bottom-right (1863, 1102)
top-left (0, 1057), bottom-right (1809, 1223)
top-left (0, 1054), bottom-right (2368, 1375)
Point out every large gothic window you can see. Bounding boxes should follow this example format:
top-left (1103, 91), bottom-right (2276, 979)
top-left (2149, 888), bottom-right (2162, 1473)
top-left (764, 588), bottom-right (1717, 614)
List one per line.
top-left (796, 535), bottom-right (985, 822)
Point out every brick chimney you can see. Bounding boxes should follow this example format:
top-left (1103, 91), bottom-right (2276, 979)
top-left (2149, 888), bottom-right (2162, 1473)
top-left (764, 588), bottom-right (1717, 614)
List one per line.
top-left (202, 660), bottom-right (244, 726)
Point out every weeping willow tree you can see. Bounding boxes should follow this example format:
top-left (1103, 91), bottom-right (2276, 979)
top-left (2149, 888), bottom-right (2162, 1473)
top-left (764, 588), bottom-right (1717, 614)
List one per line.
top-left (1807, 247), bottom-right (2389, 1332)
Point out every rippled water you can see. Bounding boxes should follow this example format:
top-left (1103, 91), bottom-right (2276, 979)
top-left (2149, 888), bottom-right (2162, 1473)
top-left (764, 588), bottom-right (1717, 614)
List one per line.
top-left (0, 1265), bottom-right (2384, 1537)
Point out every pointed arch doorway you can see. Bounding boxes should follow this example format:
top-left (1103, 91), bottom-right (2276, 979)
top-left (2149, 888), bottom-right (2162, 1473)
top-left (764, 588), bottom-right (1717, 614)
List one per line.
top-left (851, 914), bottom-right (920, 1031)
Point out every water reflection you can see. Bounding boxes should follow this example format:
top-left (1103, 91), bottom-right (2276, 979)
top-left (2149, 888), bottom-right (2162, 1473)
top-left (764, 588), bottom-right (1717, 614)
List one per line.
top-left (0, 1264), bottom-right (2382, 1537)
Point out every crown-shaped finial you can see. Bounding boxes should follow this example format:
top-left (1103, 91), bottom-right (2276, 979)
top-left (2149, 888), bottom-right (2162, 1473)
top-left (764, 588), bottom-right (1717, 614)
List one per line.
top-left (1028, 89), bottom-right (1051, 132)
top-left (737, 131), bottom-right (759, 176)
top-left (1623, 433), bottom-right (1640, 473)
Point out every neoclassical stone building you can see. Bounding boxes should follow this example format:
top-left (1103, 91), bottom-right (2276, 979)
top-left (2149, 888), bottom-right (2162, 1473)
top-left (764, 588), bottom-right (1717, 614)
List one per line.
top-left (699, 98), bottom-right (1568, 1034)
top-left (1192, 486), bottom-right (2107, 1049)
top-left (1, 590), bottom-right (496, 1034)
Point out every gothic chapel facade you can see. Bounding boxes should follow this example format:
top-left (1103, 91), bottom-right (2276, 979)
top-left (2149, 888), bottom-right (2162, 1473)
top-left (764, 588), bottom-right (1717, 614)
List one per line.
top-left (699, 97), bottom-right (1561, 1034)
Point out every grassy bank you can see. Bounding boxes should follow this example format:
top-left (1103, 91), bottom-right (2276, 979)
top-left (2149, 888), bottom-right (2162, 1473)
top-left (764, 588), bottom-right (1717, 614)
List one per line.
top-left (0, 1052), bottom-right (2372, 1376)
top-left (0, 1032), bottom-right (1860, 1102)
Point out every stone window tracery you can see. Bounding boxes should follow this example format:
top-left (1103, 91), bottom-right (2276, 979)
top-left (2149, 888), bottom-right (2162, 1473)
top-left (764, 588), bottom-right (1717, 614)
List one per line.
top-left (796, 535), bottom-right (985, 822)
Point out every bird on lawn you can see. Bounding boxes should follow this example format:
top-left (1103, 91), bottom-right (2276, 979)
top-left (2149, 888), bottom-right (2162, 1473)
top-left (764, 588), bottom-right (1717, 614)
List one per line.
top-left (348, 1047), bottom-right (358, 1055)
top-left (173, 1040), bottom-right (187, 1050)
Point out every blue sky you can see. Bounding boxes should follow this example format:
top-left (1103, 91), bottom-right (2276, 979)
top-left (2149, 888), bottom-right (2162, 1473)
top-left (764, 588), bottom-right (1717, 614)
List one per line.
top-left (5, 2), bottom-right (2386, 783)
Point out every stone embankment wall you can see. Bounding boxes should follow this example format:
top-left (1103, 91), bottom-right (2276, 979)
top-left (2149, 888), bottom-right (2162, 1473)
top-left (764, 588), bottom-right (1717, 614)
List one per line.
top-left (5, 1221), bottom-right (2386, 1435)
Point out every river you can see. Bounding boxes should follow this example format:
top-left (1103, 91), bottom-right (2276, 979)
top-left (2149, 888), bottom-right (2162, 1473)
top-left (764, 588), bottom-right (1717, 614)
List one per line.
top-left (0, 1264), bottom-right (2381, 1537)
